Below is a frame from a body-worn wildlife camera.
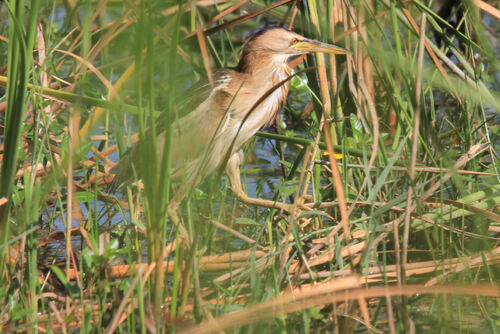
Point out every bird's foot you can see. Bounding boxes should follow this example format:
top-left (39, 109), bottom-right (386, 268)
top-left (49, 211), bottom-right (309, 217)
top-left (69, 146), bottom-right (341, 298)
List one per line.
top-left (235, 192), bottom-right (311, 215)
top-left (167, 203), bottom-right (189, 241)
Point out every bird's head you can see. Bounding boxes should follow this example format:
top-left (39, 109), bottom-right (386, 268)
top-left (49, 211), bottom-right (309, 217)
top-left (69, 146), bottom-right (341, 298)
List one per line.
top-left (255, 27), bottom-right (350, 56)
top-left (238, 26), bottom-right (350, 72)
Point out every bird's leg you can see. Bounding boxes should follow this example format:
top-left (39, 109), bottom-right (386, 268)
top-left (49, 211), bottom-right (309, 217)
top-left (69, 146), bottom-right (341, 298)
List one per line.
top-left (226, 151), bottom-right (295, 212)
top-left (168, 186), bottom-right (190, 241)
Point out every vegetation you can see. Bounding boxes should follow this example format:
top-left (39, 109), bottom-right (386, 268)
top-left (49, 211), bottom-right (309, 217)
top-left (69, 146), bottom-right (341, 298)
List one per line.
top-left (1, 0), bottom-right (499, 332)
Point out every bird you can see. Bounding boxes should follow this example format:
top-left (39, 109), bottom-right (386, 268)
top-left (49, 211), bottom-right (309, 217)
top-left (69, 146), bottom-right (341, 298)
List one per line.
top-left (109, 26), bottom-right (350, 222)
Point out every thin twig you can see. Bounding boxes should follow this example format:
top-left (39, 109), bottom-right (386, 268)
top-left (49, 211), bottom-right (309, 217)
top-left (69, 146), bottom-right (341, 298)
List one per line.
top-left (402, 12), bottom-right (426, 283)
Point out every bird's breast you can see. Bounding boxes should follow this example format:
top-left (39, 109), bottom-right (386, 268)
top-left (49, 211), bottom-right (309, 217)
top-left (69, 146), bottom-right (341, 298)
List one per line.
top-left (240, 64), bottom-right (290, 129)
top-left (213, 65), bottom-right (289, 163)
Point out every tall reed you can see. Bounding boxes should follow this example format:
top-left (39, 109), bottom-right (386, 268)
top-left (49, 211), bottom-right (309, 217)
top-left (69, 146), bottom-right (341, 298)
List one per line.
top-left (0, 0), bottom-right (499, 332)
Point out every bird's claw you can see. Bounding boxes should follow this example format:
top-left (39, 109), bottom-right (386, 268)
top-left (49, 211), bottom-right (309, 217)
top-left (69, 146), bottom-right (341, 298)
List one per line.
top-left (167, 203), bottom-right (190, 241)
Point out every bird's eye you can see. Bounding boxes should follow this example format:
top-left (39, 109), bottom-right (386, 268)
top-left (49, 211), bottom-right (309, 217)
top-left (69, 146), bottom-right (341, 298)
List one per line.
top-left (290, 38), bottom-right (300, 45)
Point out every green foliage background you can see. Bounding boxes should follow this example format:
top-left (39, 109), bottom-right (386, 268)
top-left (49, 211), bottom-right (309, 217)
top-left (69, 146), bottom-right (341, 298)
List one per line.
top-left (0, 0), bottom-right (499, 332)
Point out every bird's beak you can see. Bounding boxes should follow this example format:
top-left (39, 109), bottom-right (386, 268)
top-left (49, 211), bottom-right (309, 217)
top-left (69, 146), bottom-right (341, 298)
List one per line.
top-left (291, 39), bottom-right (351, 55)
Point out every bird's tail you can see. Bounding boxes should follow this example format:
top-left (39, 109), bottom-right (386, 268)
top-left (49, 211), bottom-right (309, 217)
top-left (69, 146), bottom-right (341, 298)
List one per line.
top-left (107, 150), bottom-right (134, 194)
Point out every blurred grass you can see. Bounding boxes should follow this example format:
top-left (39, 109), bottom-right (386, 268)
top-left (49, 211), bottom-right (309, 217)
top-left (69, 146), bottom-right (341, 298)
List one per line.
top-left (0, 0), bottom-right (499, 332)
top-left (0, 1), bottom-right (40, 328)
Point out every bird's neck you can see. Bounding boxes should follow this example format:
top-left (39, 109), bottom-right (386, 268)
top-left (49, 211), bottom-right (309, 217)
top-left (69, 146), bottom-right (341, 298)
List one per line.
top-left (233, 53), bottom-right (291, 129)
top-left (238, 53), bottom-right (291, 97)
top-left (238, 51), bottom-right (291, 78)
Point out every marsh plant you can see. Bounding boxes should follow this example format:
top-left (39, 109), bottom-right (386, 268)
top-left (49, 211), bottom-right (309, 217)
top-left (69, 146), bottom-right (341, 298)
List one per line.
top-left (0, 0), bottom-right (499, 332)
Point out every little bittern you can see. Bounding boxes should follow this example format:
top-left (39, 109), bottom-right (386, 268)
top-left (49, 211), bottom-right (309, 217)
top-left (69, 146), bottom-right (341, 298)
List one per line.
top-left (110, 26), bottom-right (350, 218)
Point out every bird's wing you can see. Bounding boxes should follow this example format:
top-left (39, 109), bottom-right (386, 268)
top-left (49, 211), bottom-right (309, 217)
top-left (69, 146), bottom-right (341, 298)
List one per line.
top-left (169, 74), bottom-right (236, 172)
top-left (109, 69), bottom-right (240, 190)
top-left (155, 69), bottom-right (233, 134)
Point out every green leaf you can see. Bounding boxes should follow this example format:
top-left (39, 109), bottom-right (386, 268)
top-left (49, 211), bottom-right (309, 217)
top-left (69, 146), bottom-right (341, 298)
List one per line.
top-left (309, 306), bottom-right (324, 320)
top-left (50, 265), bottom-right (68, 286)
top-left (277, 180), bottom-right (299, 197)
top-left (76, 191), bottom-right (95, 203)
top-left (235, 217), bottom-right (259, 225)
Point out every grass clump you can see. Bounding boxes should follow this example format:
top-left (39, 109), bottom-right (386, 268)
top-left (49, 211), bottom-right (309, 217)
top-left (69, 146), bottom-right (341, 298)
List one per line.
top-left (0, 0), bottom-right (499, 332)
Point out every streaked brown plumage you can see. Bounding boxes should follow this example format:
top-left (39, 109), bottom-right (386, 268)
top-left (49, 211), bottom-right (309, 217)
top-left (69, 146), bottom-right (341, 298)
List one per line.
top-left (110, 26), bottom-right (350, 219)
